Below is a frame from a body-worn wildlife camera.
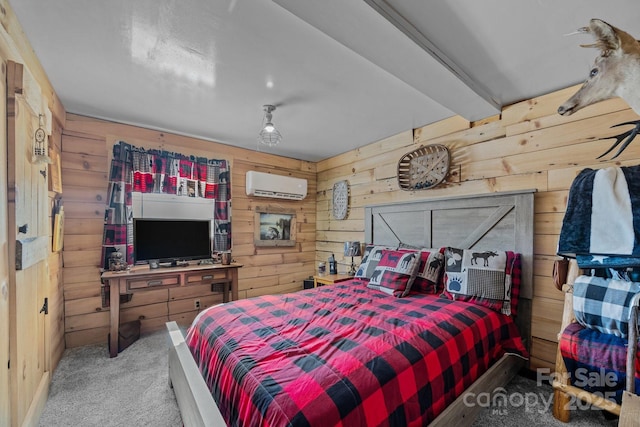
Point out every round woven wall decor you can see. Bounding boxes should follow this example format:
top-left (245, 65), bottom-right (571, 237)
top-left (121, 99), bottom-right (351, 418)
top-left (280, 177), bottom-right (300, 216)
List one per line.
top-left (397, 144), bottom-right (450, 191)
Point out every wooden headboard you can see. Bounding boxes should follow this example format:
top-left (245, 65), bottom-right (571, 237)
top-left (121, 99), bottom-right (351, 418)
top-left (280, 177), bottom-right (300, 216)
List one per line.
top-left (364, 190), bottom-right (535, 352)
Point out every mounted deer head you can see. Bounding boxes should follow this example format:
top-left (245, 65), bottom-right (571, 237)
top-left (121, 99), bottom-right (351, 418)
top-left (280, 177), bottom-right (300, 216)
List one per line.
top-left (558, 19), bottom-right (640, 159)
top-left (558, 19), bottom-right (640, 116)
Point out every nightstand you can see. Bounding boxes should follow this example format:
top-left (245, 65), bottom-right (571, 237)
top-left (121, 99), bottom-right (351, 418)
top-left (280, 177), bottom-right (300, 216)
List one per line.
top-left (313, 273), bottom-right (353, 287)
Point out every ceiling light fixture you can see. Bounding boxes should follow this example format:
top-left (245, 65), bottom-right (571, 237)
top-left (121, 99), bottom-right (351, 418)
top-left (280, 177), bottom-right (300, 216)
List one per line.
top-left (258, 104), bottom-right (282, 147)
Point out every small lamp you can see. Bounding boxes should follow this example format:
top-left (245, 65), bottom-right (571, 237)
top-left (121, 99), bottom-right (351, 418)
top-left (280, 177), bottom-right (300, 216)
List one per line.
top-left (258, 105), bottom-right (282, 147)
top-left (344, 241), bottom-right (362, 276)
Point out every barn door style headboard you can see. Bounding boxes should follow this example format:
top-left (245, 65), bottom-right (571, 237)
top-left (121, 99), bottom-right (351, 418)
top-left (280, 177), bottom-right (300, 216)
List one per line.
top-left (364, 190), bottom-right (535, 352)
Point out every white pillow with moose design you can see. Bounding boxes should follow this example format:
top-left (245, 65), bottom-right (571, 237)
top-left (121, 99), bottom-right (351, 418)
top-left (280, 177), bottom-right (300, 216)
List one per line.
top-left (443, 247), bottom-right (514, 315)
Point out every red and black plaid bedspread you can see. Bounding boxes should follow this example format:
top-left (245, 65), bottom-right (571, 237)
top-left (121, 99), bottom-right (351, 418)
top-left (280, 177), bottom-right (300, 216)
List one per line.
top-left (186, 280), bottom-right (527, 426)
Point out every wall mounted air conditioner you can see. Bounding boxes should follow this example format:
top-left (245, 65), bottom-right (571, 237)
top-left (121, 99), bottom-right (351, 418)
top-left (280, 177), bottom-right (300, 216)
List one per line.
top-left (245, 171), bottom-right (307, 200)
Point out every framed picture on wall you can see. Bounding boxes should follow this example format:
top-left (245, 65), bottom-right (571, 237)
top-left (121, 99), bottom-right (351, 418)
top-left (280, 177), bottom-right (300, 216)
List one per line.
top-left (254, 208), bottom-right (296, 247)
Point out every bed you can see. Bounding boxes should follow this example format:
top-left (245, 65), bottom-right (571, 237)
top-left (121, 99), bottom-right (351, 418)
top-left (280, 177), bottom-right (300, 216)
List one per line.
top-left (166, 190), bottom-right (535, 426)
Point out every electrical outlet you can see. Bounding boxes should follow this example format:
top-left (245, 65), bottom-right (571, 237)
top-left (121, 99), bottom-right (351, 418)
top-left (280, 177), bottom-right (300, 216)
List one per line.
top-left (194, 299), bottom-right (201, 310)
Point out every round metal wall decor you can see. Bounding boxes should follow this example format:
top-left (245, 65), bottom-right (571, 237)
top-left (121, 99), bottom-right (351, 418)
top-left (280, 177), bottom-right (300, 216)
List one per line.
top-left (397, 144), bottom-right (450, 191)
top-left (332, 180), bottom-right (349, 220)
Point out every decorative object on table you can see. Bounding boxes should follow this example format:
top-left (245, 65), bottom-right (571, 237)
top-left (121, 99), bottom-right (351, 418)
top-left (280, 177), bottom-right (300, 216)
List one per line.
top-left (328, 253), bottom-right (337, 274)
top-left (318, 262), bottom-right (326, 274)
top-left (258, 104), bottom-right (282, 147)
top-left (220, 251), bottom-right (232, 265)
top-left (397, 144), bottom-right (450, 190)
top-left (344, 241), bottom-right (362, 276)
top-left (332, 180), bottom-right (349, 220)
top-left (108, 249), bottom-right (127, 271)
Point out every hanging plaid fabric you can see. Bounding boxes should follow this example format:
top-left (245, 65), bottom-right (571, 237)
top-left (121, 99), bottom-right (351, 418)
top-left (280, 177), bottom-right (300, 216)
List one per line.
top-left (100, 141), bottom-right (231, 307)
top-left (211, 159), bottom-right (231, 252)
top-left (102, 141), bottom-right (134, 268)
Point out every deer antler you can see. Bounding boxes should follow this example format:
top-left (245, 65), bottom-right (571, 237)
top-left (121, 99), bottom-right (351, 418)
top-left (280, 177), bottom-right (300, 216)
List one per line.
top-left (597, 120), bottom-right (640, 160)
top-left (563, 27), bottom-right (590, 37)
top-left (564, 26), bottom-right (614, 51)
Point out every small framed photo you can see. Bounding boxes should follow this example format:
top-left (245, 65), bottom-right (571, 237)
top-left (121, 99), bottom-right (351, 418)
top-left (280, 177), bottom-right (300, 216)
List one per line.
top-left (254, 208), bottom-right (296, 247)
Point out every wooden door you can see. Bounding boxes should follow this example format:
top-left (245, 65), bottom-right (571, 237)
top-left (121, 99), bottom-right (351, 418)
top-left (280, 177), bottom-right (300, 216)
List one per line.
top-left (0, 57), bottom-right (11, 427)
top-left (7, 61), bottom-right (50, 426)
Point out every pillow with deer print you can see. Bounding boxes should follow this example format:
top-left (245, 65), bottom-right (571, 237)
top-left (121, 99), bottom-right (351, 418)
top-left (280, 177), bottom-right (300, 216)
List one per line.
top-left (355, 245), bottom-right (395, 279)
top-left (411, 248), bottom-right (446, 294)
top-left (366, 249), bottom-right (421, 297)
top-left (442, 247), bottom-right (520, 316)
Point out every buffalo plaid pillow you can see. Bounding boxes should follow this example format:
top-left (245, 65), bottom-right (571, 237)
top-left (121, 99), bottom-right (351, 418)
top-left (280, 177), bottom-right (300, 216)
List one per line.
top-left (354, 245), bottom-right (392, 279)
top-left (442, 248), bottom-right (521, 316)
top-left (412, 248), bottom-right (445, 294)
top-left (366, 249), bottom-right (421, 297)
top-left (573, 274), bottom-right (640, 338)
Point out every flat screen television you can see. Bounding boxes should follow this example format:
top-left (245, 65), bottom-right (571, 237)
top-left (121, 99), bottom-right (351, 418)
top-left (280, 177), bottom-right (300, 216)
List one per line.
top-left (133, 219), bottom-right (212, 263)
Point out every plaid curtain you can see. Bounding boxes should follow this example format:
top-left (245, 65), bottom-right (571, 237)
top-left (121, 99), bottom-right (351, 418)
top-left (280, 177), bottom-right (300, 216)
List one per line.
top-left (101, 141), bottom-right (231, 306)
top-left (101, 141), bottom-right (134, 270)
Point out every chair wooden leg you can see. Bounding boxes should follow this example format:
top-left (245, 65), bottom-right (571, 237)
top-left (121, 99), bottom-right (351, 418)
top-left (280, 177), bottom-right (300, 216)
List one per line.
top-left (552, 389), bottom-right (571, 422)
top-left (552, 282), bottom-right (576, 423)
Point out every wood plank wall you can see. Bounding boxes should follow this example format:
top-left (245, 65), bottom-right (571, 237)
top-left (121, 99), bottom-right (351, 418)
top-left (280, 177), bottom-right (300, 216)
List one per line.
top-left (0, 1), bottom-right (67, 422)
top-left (316, 84), bottom-right (635, 372)
top-left (61, 114), bottom-right (317, 348)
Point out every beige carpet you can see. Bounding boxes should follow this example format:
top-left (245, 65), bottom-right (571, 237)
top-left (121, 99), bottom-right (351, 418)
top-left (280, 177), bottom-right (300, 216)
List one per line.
top-left (38, 330), bottom-right (182, 426)
top-left (39, 329), bottom-right (617, 426)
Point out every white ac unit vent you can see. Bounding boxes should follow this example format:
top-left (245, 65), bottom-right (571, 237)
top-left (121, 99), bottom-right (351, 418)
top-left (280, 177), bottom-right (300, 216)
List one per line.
top-left (245, 171), bottom-right (307, 200)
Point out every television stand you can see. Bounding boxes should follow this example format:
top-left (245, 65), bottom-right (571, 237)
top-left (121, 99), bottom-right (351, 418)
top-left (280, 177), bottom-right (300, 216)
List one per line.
top-left (102, 262), bottom-right (242, 357)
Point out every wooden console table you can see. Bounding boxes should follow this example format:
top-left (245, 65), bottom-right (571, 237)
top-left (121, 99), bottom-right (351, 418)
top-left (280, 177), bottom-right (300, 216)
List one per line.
top-left (102, 263), bottom-right (242, 357)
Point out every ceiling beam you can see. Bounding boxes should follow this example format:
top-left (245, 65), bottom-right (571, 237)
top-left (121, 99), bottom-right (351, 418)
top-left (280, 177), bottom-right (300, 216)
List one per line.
top-left (364, 0), bottom-right (500, 110)
top-left (273, 0), bottom-right (500, 121)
